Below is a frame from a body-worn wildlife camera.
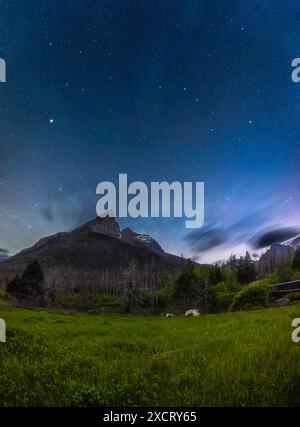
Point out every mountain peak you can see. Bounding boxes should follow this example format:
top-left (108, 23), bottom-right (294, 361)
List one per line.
top-left (121, 227), bottom-right (164, 254)
top-left (76, 216), bottom-right (121, 238)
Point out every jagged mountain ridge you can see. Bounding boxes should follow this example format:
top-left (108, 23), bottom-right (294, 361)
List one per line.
top-left (284, 235), bottom-right (300, 250)
top-left (0, 217), bottom-right (184, 293)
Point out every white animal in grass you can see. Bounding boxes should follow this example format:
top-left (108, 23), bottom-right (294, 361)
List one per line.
top-left (165, 313), bottom-right (174, 317)
top-left (185, 309), bottom-right (200, 317)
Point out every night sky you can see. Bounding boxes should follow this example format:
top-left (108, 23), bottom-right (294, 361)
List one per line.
top-left (0, 0), bottom-right (299, 263)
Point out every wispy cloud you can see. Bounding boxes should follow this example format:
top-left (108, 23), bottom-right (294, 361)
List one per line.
top-left (184, 207), bottom-right (300, 255)
top-left (0, 248), bottom-right (9, 260)
top-left (248, 226), bottom-right (300, 249)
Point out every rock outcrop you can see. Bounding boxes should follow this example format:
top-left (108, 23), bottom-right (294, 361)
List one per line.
top-left (258, 243), bottom-right (295, 277)
top-left (288, 236), bottom-right (300, 250)
top-left (121, 227), bottom-right (164, 254)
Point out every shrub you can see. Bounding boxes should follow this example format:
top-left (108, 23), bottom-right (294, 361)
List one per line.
top-left (0, 289), bottom-right (6, 298)
top-left (55, 292), bottom-right (121, 312)
top-left (211, 281), bottom-right (239, 313)
top-left (214, 292), bottom-right (235, 313)
top-left (230, 283), bottom-right (269, 312)
top-left (249, 272), bottom-right (279, 287)
top-left (277, 267), bottom-right (293, 283)
top-left (292, 270), bottom-right (300, 281)
top-left (287, 291), bottom-right (300, 302)
top-left (70, 386), bottom-right (104, 406)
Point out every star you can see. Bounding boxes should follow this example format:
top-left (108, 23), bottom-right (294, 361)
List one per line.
top-left (49, 119), bottom-right (54, 124)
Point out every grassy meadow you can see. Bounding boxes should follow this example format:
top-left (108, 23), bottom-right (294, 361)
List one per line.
top-left (0, 297), bottom-right (300, 407)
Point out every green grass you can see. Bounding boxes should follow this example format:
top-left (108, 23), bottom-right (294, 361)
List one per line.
top-left (1, 301), bottom-right (300, 406)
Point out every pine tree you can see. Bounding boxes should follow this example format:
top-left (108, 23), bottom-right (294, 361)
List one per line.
top-left (237, 251), bottom-right (256, 285)
top-left (6, 261), bottom-right (45, 304)
top-left (174, 260), bottom-right (197, 300)
top-left (174, 260), bottom-right (208, 310)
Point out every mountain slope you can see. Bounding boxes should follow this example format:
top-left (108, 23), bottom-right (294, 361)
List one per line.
top-left (258, 243), bottom-right (295, 277)
top-left (0, 217), bottom-right (184, 293)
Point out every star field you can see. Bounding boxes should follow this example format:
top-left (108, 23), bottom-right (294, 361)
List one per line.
top-left (0, 0), bottom-right (299, 263)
